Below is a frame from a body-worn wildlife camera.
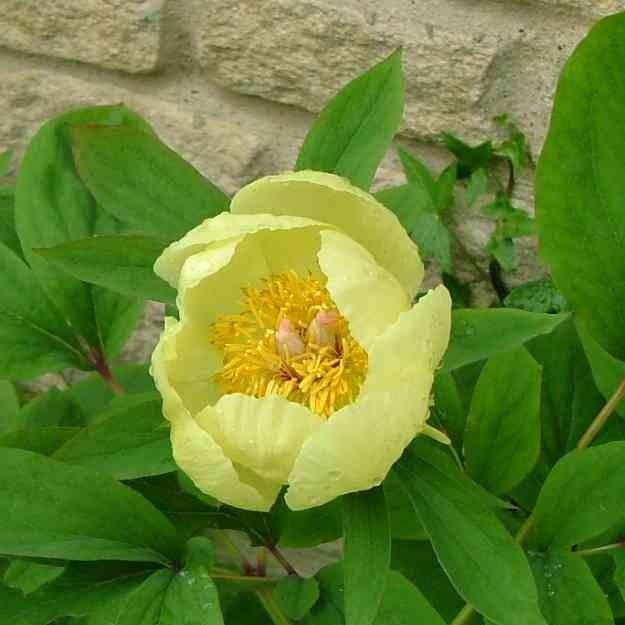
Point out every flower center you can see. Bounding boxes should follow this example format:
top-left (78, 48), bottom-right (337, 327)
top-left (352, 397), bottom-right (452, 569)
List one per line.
top-left (209, 271), bottom-right (368, 418)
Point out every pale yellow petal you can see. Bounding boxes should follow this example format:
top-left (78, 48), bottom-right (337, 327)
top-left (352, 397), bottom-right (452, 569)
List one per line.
top-left (177, 226), bottom-right (326, 327)
top-left (285, 382), bottom-right (431, 510)
top-left (285, 286), bottom-right (452, 510)
top-left (171, 410), bottom-right (282, 511)
top-left (151, 318), bottom-right (280, 511)
top-left (155, 212), bottom-right (328, 288)
top-left (317, 229), bottom-right (409, 351)
top-left (230, 171), bottom-right (424, 298)
top-left (196, 393), bottom-right (323, 483)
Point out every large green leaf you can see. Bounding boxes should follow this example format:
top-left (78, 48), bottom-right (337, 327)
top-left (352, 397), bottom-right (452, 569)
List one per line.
top-left (0, 188), bottom-right (22, 259)
top-left (440, 309), bottom-right (569, 372)
top-left (464, 347), bottom-right (542, 494)
top-left (0, 562), bottom-right (156, 625)
top-left (342, 487), bottom-right (390, 625)
top-left (530, 551), bottom-right (613, 625)
top-left (14, 105), bottom-right (150, 356)
top-left (274, 576), bottom-right (320, 621)
top-left (535, 13), bottom-right (625, 358)
top-left (578, 321), bottom-right (625, 418)
top-left (71, 124), bottom-right (229, 239)
top-left (295, 51), bottom-right (404, 190)
top-left (391, 540), bottom-right (464, 621)
top-left (0, 380), bottom-right (20, 434)
top-left (394, 445), bottom-right (546, 625)
top-left (53, 393), bottom-right (175, 480)
top-left (0, 242), bottom-right (86, 379)
top-left (527, 442), bottom-right (625, 550)
top-left (0, 447), bottom-right (178, 563)
top-left (36, 235), bottom-right (175, 304)
top-left (3, 559), bottom-right (66, 595)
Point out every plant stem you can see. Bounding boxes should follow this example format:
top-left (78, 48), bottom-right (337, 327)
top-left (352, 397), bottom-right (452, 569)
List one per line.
top-left (266, 541), bottom-right (298, 576)
top-left (450, 603), bottom-right (476, 625)
top-left (577, 378), bottom-right (625, 449)
top-left (257, 586), bottom-right (294, 625)
top-left (211, 572), bottom-right (279, 585)
top-left (575, 542), bottom-right (625, 558)
top-left (90, 348), bottom-right (125, 395)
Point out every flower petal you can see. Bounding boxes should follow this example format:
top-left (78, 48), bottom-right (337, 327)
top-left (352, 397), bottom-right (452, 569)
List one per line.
top-left (151, 317), bottom-right (280, 511)
top-left (285, 286), bottom-right (452, 510)
top-left (196, 393), bottom-right (323, 483)
top-left (230, 170), bottom-right (424, 298)
top-left (318, 229), bottom-right (409, 351)
top-left (155, 212), bottom-right (328, 288)
top-left (177, 226), bottom-right (325, 327)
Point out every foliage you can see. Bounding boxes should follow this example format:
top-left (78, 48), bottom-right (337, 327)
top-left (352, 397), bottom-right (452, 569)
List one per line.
top-left (1, 14), bottom-right (625, 625)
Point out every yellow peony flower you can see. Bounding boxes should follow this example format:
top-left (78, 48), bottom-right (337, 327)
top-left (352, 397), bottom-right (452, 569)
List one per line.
top-left (151, 171), bottom-right (452, 511)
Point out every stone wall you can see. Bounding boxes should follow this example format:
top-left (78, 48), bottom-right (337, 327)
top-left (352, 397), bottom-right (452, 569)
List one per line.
top-left (1, 0), bottom-right (622, 360)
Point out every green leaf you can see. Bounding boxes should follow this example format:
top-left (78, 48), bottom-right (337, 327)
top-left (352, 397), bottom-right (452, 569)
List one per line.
top-left (0, 447), bottom-right (178, 563)
top-left (36, 235), bottom-right (175, 304)
top-left (3, 559), bottom-right (66, 595)
top-left (0, 188), bottom-right (22, 259)
top-left (466, 168), bottom-right (489, 207)
top-left (0, 243), bottom-right (86, 379)
top-left (432, 372), bottom-right (466, 453)
top-left (0, 380), bottom-right (20, 434)
top-left (272, 498), bottom-right (342, 549)
top-left (0, 149), bottom-right (12, 177)
top-left (0, 427), bottom-right (81, 455)
top-left (160, 564), bottom-right (224, 625)
top-left (0, 562), bottom-right (157, 625)
top-left (527, 318), bottom-right (583, 464)
top-left (613, 551), bottom-right (625, 602)
top-left (530, 550), bottom-right (613, 625)
top-left (578, 320), bottom-right (625, 418)
top-left (14, 105), bottom-right (151, 357)
top-left (296, 50), bottom-right (404, 190)
top-left (304, 562), bottom-right (344, 625)
top-left (391, 540), bottom-right (464, 621)
top-left (384, 471), bottom-right (428, 541)
top-left (374, 571), bottom-right (447, 625)
top-left (89, 568), bottom-right (175, 625)
top-left (274, 577), bottom-right (320, 621)
top-left (398, 148), bottom-right (437, 200)
top-left (441, 133), bottom-right (493, 178)
top-left (18, 387), bottom-right (84, 428)
top-left (464, 347), bottom-right (542, 494)
top-left (441, 309), bottom-right (570, 373)
top-left (504, 278), bottom-right (568, 314)
top-left (342, 487), bottom-right (390, 625)
top-left (71, 123), bottom-right (229, 239)
top-left (527, 442), bottom-right (625, 550)
top-left (535, 13), bottom-right (625, 359)
top-left (394, 445), bottom-right (547, 625)
top-left (486, 233), bottom-right (516, 272)
top-left (53, 393), bottom-right (175, 480)
top-left (494, 114), bottom-right (530, 174)
top-left (375, 182), bottom-right (452, 271)
top-left (434, 163), bottom-right (457, 213)
top-left (442, 273), bottom-right (472, 309)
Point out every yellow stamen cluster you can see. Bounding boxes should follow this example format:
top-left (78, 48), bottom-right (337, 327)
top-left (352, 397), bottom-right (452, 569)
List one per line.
top-left (209, 271), bottom-right (368, 417)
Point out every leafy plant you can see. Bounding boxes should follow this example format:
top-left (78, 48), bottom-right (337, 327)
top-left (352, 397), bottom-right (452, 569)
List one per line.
top-left (1, 13), bottom-right (625, 625)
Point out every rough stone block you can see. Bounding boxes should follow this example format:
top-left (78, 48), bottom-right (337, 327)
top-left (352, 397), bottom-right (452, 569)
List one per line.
top-left (187, 0), bottom-right (596, 152)
top-left (0, 0), bottom-right (164, 73)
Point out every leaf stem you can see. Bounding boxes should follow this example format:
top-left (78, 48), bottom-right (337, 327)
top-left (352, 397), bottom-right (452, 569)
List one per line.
top-left (90, 348), bottom-right (125, 395)
top-left (575, 541), bottom-right (625, 558)
top-left (257, 586), bottom-right (294, 625)
top-left (577, 378), bottom-right (625, 449)
top-left (266, 540), bottom-right (298, 576)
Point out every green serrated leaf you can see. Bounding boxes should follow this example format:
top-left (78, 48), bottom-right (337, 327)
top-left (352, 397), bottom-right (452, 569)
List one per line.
top-left (464, 347), bottom-right (542, 494)
top-left (504, 278), bottom-right (568, 314)
top-left (486, 233), bottom-right (516, 271)
top-left (434, 163), bottom-right (457, 213)
top-left (441, 133), bottom-right (493, 178)
top-left (343, 487), bottom-right (390, 625)
top-left (398, 148), bottom-right (437, 200)
top-left (296, 50), bottom-right (404, 190)
top-left (466, 168), bottom-right (489, 207)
